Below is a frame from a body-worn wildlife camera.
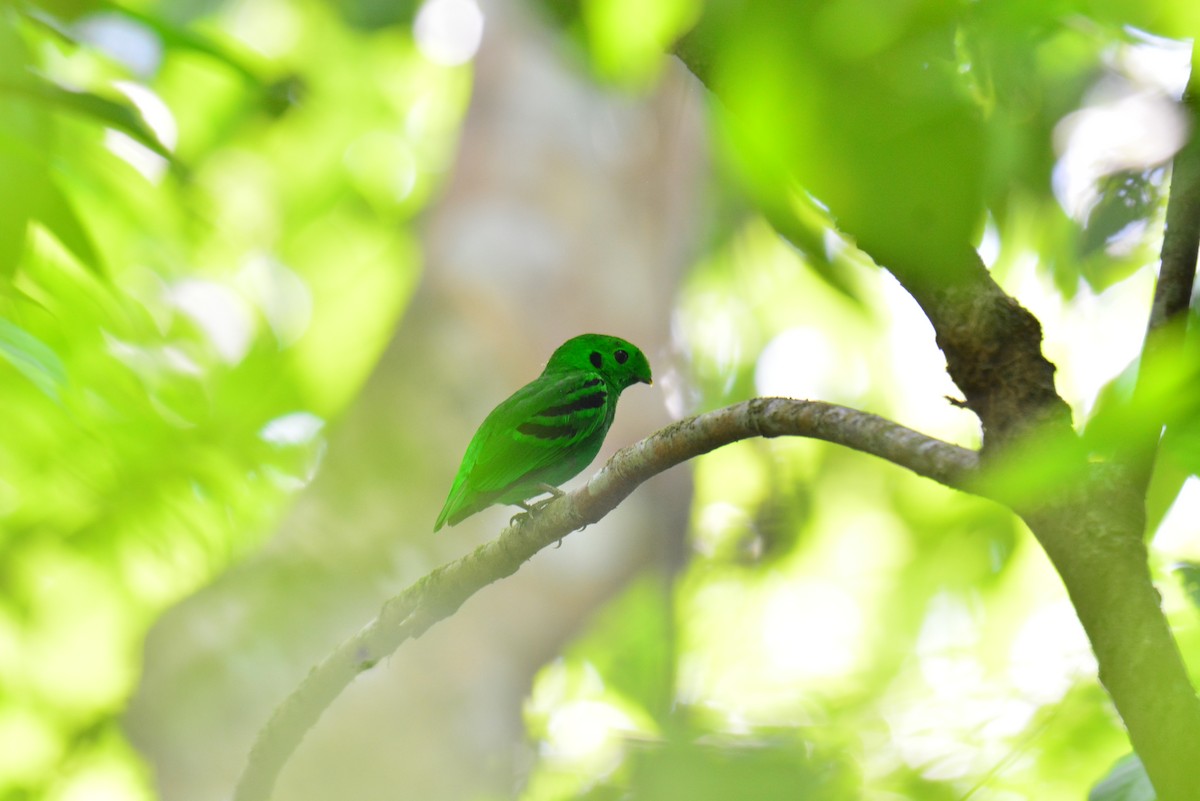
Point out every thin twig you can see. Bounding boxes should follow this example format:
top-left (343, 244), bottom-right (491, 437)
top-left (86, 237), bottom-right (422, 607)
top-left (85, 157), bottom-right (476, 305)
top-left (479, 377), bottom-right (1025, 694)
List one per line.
top-left (1126, 74), bottom-right (1200, 488)
top-left (1146, 76), bottom-right (1200, 336)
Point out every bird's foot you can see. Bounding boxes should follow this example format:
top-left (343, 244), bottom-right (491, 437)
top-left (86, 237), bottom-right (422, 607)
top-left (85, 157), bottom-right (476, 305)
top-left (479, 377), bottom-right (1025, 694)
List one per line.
top-left (509, 501), bottom-right (537, 527)
top-left (509, 487), bottom-right (564, 528)
top-left (524, 492), bottom-right (560, 515)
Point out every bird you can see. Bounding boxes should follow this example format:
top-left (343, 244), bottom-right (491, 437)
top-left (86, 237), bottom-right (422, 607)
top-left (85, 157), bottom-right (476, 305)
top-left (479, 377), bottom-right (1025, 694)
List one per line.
top-left (434, 333), bottom-right (652, 531)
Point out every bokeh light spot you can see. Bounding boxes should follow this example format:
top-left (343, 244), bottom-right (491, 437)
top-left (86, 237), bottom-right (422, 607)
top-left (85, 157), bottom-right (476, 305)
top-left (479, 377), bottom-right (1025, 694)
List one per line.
top-left (414, 0), bottom-right (484, 66)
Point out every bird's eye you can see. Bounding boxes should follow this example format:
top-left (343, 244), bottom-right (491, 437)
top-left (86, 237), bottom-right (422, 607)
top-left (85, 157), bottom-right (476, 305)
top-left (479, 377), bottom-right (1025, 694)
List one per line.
top-left (590, 351), bottom-right (603, 369)
top-left (614, 349), bottom-right (629, 364)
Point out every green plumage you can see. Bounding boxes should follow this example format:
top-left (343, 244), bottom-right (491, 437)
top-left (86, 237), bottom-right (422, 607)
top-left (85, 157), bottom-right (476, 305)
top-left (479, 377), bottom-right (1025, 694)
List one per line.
top-left (434, 334), bottom-right (652, 531)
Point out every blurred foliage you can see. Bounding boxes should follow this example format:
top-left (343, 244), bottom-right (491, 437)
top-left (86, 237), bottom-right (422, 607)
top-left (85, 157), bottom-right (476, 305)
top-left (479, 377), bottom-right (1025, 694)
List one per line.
top-left (0, 0), bottom-right (468, 797)
top-left (5, 0), bottom-right (1200, 799)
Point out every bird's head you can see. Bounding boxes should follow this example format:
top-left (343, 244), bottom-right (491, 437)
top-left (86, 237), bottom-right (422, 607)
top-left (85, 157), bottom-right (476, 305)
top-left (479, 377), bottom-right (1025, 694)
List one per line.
top-left (546, 333), bottom-right (652, 391)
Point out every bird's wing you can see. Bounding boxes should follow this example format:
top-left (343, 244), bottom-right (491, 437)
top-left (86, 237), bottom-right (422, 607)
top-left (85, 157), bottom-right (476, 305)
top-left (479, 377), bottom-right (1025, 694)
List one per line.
top-left (465, 370), bottom-right (612, 495)
top-left (435, 370), bottom-right (614, 530)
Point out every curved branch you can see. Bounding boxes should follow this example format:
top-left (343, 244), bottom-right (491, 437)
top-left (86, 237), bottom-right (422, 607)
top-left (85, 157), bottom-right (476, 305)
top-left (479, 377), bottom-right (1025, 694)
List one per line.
top-left (232, 397), bottom-right (979, 801)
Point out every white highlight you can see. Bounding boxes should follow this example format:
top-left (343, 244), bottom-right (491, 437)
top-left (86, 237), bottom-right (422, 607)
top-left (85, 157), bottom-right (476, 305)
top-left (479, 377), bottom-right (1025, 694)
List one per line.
top-left (1003, 254), bottom-right (1153, 419)
top-left (544, 700), bottom-right (638, 763)
top-left (1008, 601), bottom-right (1096, 703)
top-left (104, 131), bottom-right (168, 183)
top-left (260, 412), bottom-right (325, 447)
top-left (1053, 90), bottom-right (1186, 221)
top-left (239, 255), bottom-right (312, 346)
top-left (114, 81), bottom-right (177, 151)
top-left (762, 580), bottom-right (862, 680)
top-left (755, 326), bottom-right (866, 402)
top-left (414, 0), bottom-right (484, 66)
top-left (166, 280), bottom-right (255, 364)
top-left (1052, 32), bottom-right (1192, 225)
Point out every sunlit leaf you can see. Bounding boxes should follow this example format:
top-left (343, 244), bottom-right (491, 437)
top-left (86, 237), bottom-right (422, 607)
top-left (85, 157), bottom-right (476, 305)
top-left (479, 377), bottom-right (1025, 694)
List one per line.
top-left (582, 0), bottom-right (698, 86)
top-left (1084, 334), bottom-right (1200, 467)
top-left (1145, 445), bottom-right (1191, 534)
top-left (33, 177), bottom-right (106, 276)
top-left (0, 76), bottom-right (172, 159)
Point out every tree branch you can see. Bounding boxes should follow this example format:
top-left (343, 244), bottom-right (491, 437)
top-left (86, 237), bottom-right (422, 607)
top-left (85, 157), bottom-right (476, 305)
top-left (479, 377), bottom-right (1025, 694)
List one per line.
top-left (1146, 76), bottom-right (1200, 337)
top-left (889, 245), bottom-right (1075, 450)
top-left (233, 397), bottom-right (980, 801)
top-left (1024, 478), bottom-right (1200, 801)
top-left (1124, 75), bottom-right (1200, 486)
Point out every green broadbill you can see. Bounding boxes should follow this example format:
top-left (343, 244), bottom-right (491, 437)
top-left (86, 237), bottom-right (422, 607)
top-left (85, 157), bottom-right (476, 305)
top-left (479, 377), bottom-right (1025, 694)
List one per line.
top-left (434, 333), bottom-right (652, 531)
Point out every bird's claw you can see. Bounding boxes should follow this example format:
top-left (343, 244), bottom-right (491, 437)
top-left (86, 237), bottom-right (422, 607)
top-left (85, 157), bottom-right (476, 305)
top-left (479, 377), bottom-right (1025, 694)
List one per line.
top-left (510, 490), bottom-right (562, 528)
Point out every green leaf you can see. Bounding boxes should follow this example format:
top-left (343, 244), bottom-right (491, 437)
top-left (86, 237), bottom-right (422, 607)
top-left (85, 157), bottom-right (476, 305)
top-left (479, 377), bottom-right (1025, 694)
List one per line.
top-left (0, 11), bottom-right (41, 277)
top-left (1161, 411), bottom-right (1200, 479)
top-left (0, 316), bottom-right (68, 400)
top-left (0, 139), bottom-right (43, 278)
top-left (582, 0), bottom-right (699, 86)
top-left (705, 0), bottom-right (986, 279)
top-left (35, 176), bottom-right (106, 276)
top-left (0, 185), bottom-right (30, 279)
top-left (1089, 753), bottom-right (1155, 801)
top-left (0, 137), bottom-right (103, 276)
top-left (0, 75), bottom-right (172, 160)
